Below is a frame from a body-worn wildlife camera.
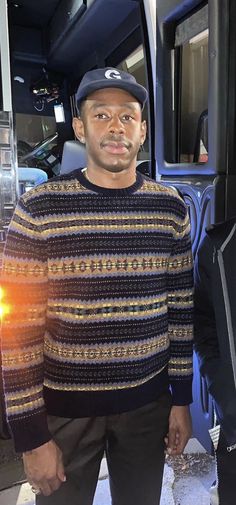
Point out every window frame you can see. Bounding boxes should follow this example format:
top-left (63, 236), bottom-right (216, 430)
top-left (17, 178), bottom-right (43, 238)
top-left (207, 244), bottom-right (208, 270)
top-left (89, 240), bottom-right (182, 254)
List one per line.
top-left (156, 0), bottom-right (229, 176)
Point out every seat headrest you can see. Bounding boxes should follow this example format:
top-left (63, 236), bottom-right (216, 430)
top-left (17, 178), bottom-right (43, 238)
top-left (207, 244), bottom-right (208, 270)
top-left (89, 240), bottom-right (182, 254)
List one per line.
top-left (60, 140), bottom-right (87, 175)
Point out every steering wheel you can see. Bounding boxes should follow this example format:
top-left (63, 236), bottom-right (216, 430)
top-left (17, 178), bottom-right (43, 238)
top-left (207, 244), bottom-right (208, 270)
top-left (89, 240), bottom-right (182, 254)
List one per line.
top-left (20, 133), bottom-right (58, 162)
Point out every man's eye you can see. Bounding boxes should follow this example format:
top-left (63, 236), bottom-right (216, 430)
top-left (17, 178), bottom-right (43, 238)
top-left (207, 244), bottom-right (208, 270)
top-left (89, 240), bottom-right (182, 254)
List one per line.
top-left (122, 115), bottom-right (133, 121)
top-left (96, 113), bottom-right (108, 119)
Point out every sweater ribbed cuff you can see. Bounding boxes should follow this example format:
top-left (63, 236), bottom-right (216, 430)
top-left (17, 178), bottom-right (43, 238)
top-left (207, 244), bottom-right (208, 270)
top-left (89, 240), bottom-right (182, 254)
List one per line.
top-left (170, 379), bottom-right (193, 405)
top-left (9, 411), bottom-right (52, 453)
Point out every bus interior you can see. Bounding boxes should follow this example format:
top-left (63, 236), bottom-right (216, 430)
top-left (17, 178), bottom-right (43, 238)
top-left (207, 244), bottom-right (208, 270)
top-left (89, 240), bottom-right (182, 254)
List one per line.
top-left (0, 0), bottom-right (155, 196)
top-left (1, 0), bottom-right (236, 494)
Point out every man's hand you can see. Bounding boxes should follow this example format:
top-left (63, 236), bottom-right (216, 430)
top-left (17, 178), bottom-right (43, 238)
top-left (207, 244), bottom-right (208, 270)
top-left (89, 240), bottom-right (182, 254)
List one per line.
top-left (165, 405), bottom-right (192, 455)
top-left (23, 439), bottom-right (66, 496)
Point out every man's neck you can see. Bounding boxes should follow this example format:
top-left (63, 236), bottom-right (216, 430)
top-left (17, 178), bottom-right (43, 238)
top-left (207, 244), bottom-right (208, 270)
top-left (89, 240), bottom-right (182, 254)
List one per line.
top-left (84, 165), bottom-right (137, 189)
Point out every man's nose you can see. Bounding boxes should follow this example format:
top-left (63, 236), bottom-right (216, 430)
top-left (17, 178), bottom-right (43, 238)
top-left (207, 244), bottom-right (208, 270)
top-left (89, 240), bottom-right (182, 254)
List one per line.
top-left (108, 115), bottom-right (125, 134)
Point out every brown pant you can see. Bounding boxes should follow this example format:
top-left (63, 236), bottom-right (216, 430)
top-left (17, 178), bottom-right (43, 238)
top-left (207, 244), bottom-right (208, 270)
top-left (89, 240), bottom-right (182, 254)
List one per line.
top-left (36, 392), bottom-right (172, 505)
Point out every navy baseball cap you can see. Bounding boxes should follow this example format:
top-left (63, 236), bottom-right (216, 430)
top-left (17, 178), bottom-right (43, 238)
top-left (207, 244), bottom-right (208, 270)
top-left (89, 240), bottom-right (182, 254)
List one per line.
top-left (76, 67), bottom-right (148, 112)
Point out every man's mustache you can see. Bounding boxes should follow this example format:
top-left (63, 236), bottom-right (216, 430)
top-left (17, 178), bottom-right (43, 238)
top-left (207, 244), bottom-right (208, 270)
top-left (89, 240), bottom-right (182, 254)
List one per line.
top-left (100, 135), bottom-right (132, 149)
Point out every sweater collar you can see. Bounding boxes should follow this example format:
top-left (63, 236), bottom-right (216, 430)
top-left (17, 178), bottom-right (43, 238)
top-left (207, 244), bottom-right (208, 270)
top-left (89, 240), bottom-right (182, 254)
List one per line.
top-left (76, 168), bottom-right (143, 196)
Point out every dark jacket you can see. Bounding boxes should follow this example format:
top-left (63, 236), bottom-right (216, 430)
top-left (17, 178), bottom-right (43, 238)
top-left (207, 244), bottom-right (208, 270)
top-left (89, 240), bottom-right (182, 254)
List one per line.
top-left (194, 218), bottom-right (236, 447)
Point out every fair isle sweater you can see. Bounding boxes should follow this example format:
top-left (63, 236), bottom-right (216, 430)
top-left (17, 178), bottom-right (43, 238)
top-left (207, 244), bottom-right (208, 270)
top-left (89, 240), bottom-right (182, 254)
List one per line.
top-left (1, 170), bottom-right (193, 452)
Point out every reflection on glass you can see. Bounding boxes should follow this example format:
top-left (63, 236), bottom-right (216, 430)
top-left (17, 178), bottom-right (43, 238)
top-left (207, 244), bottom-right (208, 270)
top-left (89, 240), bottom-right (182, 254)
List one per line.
top-left (117, 46), bottom-right (149, 164)
top-left (180, 29), bottom-right (208, 163)
top-left (15, 113), bottom-right (57, 147)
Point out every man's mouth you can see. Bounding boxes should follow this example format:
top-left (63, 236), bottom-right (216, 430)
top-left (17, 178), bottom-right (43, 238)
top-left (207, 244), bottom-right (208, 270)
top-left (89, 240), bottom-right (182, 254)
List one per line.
top-left (101, 140), bottom-right (130, 155)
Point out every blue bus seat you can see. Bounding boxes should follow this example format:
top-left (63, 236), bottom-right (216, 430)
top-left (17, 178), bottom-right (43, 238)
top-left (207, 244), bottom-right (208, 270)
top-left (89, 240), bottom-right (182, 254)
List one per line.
top-left (60, 140), bottom-right (87, 174)
top-left (18, 167), bottom-right (48, 194)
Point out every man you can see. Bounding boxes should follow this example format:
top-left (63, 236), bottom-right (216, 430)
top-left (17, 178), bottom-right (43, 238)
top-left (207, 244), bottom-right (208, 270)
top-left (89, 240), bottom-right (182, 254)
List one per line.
top-left (1, 67), bottom-right (193, 505)
top-left (194, 221), bottom-right (236, 505)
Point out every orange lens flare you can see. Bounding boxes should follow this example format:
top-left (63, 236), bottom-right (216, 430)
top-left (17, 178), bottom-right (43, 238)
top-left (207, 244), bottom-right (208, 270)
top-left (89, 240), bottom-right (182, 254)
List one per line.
top-left (0, 287), bottom-right (11, 319)
top-left (0, 286), bottom-right (4, 300)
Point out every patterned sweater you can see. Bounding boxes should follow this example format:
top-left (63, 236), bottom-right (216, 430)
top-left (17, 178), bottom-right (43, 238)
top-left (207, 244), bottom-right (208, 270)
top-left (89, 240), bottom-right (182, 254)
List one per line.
top-left (1, 170), bottom-right (193, 452)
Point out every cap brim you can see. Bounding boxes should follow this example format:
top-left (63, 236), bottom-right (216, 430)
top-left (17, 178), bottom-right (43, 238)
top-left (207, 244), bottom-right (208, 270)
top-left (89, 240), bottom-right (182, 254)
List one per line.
top-left (76, 79), bottom-right (148, 110)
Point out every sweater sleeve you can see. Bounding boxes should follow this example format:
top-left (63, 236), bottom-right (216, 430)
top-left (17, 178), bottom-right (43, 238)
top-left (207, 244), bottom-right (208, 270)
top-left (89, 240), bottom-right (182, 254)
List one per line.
top-left (1, 194), bottom-right (51, 452)
top-left (167, 201), bottom-right (193, 405)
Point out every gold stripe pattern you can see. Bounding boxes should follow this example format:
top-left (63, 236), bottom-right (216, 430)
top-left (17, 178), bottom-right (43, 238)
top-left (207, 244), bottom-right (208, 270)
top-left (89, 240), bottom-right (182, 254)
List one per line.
top-left (6, 385), bottom-right (42, 401)
top-left (7, 397), bottom-right (44, 414)
top-left (44, 335), bottom-right (168, 363)
top-left (47, 295), bottom-right (167, 321)
top-left (48, 255), bottom-right (168, 277)
top-left (22, 180), bottom-right (86, 202)
top-left (2, 348), bottom-right (43, 367)
top-left (11, 219), bottom-right (188, 239)
top-left (15, 207), bottom-right (189, 228)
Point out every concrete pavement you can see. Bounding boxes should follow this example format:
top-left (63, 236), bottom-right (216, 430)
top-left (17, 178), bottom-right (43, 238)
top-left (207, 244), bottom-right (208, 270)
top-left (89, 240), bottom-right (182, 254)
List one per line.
top-left (0, 439), bottom-right (215, 505)
top-left (0, 464), bottom-right (175, 505)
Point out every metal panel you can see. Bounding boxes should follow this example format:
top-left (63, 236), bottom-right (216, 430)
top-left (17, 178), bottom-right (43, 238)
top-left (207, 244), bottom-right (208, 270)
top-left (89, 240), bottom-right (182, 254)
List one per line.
top-left (0, 0), bottom-right (12, 112)
top-left (175, 4), bottom-right (208, 46)
top-left (162, 175), bottom-right (216, 451)
top-left (49, 0), bottom-right (86, 54)
top-left (0, 2), bottom-right (18, 265)
top-left (143, 0), bottom-right (156, 99)
top-left (0, 112), bottom-right (18, 268)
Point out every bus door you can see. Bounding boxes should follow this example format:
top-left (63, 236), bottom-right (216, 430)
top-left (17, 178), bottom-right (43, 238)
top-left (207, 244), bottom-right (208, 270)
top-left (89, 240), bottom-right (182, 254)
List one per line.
top-left (0, 0), bottom-right (156, 490)
top-left (156, 0), bottom-right (236, 451)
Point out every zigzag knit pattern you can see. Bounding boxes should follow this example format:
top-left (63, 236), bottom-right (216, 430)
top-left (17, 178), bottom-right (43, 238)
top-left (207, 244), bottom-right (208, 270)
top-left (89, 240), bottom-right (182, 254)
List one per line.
top-left (1, 170), bottom-right (193, 451)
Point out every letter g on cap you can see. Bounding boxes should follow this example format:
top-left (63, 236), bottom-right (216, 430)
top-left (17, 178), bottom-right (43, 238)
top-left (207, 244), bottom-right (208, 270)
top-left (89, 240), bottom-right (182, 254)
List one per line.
top-left (105, 70), bottom-right (122, 80)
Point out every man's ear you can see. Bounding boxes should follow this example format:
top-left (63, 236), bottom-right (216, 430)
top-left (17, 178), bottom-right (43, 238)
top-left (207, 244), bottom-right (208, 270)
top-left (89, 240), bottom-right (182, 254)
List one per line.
top-left (140, 120), bottom-right (147, 145)
top-left (72, 117), bottom-right (85, 144)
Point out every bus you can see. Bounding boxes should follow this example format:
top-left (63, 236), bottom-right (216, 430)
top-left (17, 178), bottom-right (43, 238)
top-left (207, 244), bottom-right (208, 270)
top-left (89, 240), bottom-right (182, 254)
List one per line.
top-left (0, 0), bottom-right (156, 493)
top-left (1, 0), bottom-right (235, 499)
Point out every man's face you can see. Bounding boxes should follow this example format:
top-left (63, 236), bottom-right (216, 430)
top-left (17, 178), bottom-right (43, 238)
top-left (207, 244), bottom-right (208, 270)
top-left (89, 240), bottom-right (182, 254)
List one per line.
top-left (73, 87), bottom-right (146, 174)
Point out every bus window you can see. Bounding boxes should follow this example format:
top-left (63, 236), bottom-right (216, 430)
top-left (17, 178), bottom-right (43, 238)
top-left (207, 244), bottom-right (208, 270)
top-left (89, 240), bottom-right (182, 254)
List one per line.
top-left (15, 113), bottom-right (60, 177)
top-left (117, 45), bottom-right (150, 162)
top-left (179, 29), bottom-right (209, 164)
top-left (16, 114), bottom-right (57, 144)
